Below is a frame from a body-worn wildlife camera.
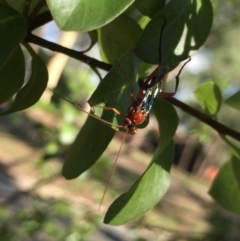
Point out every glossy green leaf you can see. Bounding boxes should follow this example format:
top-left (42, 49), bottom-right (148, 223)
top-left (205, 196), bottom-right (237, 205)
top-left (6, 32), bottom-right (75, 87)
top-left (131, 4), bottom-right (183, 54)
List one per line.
top-left (62, 116), bottom-right (115, 179)
top-left (46, 0), bottom-right (135, 32)
top-left (0, 44), bottom-right (48, 115)
top-left (133, 0), bottom-right (165, 18)
top-left (0, 46), bottom-right (25, 104)
top-left (194, 82), bottom-right (222, 116)
top-left (225, 90), bottom-right (240, 111)
top-left (0, 3), bottom-right (27, 69)
top-left (135, 0), bottom-right (213, 64)
top-left (98, 14), bottom-right (142, 64)
top-left (104, 141), bottom-right (174, 225)
top-left (104, 99), bottom-right (178, 225)
top-left (89, 50), bottom-right (141, 129)
top-left (152, 98), bottom-right (179, 150)
top-left (209, 156), bottom-right (240, 215)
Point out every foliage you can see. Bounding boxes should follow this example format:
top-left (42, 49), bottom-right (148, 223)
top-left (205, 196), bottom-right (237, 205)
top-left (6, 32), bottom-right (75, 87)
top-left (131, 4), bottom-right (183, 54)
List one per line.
top-left (0, 0), bottom-right (240, 226)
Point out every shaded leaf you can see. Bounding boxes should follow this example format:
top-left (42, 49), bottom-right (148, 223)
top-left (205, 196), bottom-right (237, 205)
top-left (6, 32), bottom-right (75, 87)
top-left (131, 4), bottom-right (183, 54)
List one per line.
top-left (135, 0), bottom-right (213, 64)
top-left (98, 14), bottom-right (142, 64)
top-left (134, 0), bottom-right (165, 18)
top-left (62, 116), bottom-right (115, 179)
top-left (225, 90), bottom-right (240, 111)
top-left (209, 156), bottom-right (240, 215)
top-left (46, 0), bottom-right (135, 32)
top-left (0, 3), bottom-right (27, 69)
top-left (194, 81), bottom-right (222, 116)
top-left (104, 141), bottom-right (174, 225)
top-left (0, 44), bottom-right (48, 115)
top-left (6, 0), bottom-right (48, 15)
top-left (0, 46), bottom-right (25, 104)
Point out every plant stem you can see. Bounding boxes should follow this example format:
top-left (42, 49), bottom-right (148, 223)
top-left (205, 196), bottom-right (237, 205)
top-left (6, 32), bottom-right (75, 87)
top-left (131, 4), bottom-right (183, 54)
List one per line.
top-left (25, 33), bottom-right (112, 71)
top-left (166, 97), bottom-right (240, 142)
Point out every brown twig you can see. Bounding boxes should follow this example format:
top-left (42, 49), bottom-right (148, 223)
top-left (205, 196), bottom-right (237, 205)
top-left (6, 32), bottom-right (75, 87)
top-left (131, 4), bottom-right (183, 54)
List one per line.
top-left (166, 97), bottom-right (240, 141)
top-left (25, 33), bottom-right (112, 71)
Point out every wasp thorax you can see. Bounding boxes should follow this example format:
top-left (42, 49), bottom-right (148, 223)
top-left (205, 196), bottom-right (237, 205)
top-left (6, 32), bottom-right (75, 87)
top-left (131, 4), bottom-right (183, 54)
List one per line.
top-left (123, 118), bottom-right (137, 134)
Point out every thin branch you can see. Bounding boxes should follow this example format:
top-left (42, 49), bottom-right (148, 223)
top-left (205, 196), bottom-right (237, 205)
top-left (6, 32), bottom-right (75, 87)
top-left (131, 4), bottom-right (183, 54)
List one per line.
top-left (25, 33), bottom-right (112, 71)
top-left (166, 97), bottom-right (240, 141)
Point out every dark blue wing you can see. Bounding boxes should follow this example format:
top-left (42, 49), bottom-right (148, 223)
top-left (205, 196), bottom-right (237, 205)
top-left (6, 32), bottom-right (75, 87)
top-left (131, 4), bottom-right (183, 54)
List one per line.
top-left (140, 65), bottom-right (169, 116)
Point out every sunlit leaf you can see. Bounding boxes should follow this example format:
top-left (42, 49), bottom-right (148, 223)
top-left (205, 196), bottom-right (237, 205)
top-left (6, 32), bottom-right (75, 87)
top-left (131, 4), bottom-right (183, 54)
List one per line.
top-left (0, 46), bottom-right (25, 104)
top-left (194, 81), bottom-right (222, 116)
top-left (135, 0), bottom-right (213, 64)
top-left (46, 0), bottom-right (135, 31)
top-left (0, 3), bottom-right (27, 69)
top-left (98, 14), bottom-right (142, 64)
top-left (225, 90), bottom-right (240, 111)
top-left (209, 156), bottom-right (240, 215)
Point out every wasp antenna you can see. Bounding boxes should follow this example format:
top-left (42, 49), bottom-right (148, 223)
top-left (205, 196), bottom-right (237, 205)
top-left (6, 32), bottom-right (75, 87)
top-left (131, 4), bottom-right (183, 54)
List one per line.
top-left (98, 130), bottom-right (129, 211)
top-left (49, 89), bottom-right (124, 130)
top-left (173, 57), bottom-right (191, 93)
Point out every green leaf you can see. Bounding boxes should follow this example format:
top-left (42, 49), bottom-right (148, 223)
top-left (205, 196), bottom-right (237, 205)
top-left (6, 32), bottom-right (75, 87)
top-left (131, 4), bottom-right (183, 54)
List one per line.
top-left (209, 156), bottom-right (240, 215)
top-left (225, 90), bottom-right (240, 111)
top-left (62, 116), bottom-right (115, 179)
top-left (153, 98), bottom-right (179, 150)
top-left (0, 46), bottom-right (25, 104)
top-left (89, 50), bottom-right (141, 129)
top-left (104, 141), bottom-right (174, 225)
top-left (46, 0), bottom-right (135, 32)
top-left (0, 44), bottom-right (48, 115)
top-left (104, 99), bottom-right (178, 225)
top-left (135, 0), bottom-right (213, 64)
top-left (194, 81), bottom-right (222, 116)
top-left (98, 14), bottom-right (142, 64)
top-left (0, 3), bottom-right (27, 69)
top-left (134, 0), bottom-right (165, 18)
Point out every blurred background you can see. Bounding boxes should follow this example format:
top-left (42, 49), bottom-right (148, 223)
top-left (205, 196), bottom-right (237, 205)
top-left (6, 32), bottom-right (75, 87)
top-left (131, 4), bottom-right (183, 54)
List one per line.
top-left (1, 1), bottom-right (240, 240)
